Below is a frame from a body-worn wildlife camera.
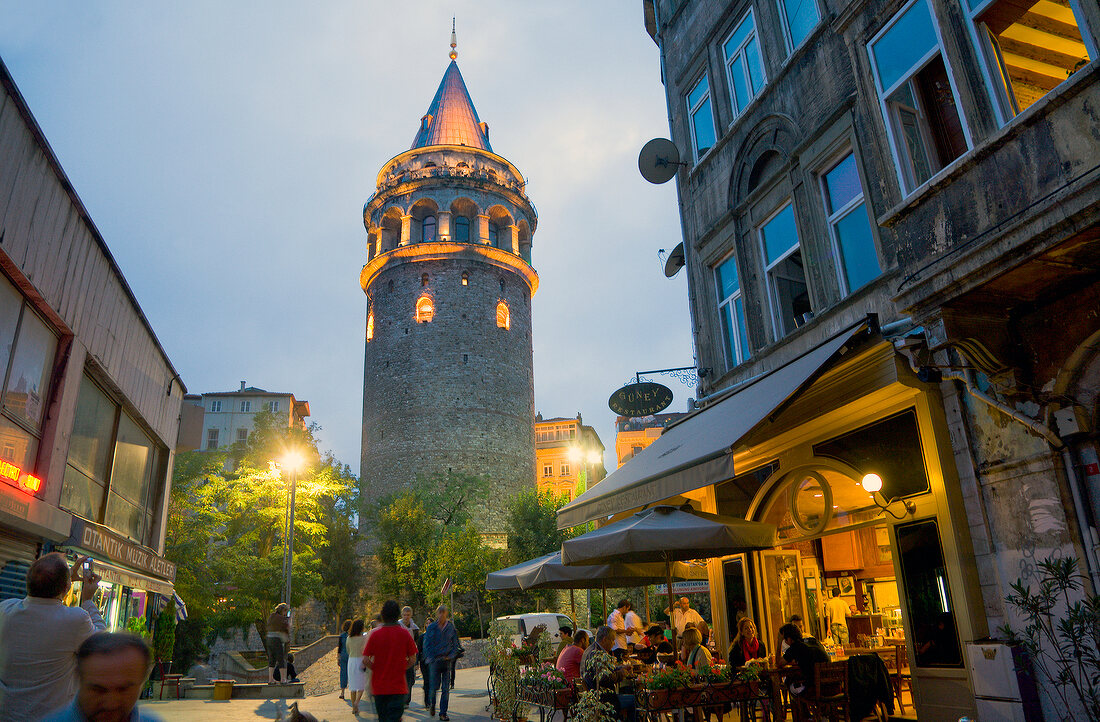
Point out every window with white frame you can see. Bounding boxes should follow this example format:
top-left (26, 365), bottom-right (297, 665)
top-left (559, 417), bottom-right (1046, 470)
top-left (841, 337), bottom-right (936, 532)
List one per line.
top-left (776, 0), bottom-right (820, 54)
top-left (723, 10), bottom-right (767, 118)
top-left (543, 463), bottom-right (553, 477)
top-left (206, 428), bottom-right (219, 450)
top-left (759, 203), bottom-right (812, 338)
top-left (236, 428), bottom-right (248, 443)
top-left (820, 151), bottom-right (882, 294)
top-left (265, 401), bottom-right (280, 413)
top-left (715, 254), bottom-right (751, 367)
top-left (964, 0), bottom-right (1092, 122)
top-left (240, 400), bottom-right (251, 412)
top-left (210, 400), bottom-right (221, 413)
top-left (560, 463), bottom-right (571, 477)
top-left (687, 74), bottom-right (717, 160)
top-left (869, 0), bottom-right (969, 193)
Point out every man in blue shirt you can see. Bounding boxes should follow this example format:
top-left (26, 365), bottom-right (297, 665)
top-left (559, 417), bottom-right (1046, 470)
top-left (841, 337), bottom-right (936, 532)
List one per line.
top-left (45, 631), bottom-right (164, 721)
top-left (421, 605), bottom-right (460, 721)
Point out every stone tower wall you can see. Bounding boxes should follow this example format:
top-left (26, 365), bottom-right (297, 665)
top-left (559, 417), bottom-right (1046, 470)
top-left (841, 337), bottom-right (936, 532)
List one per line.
top-left (361, 252), bottom-right (535, 532)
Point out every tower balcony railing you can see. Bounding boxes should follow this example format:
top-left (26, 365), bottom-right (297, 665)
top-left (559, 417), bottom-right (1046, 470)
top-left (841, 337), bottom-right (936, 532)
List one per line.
top-left (366, 163), bottom-right (537, 217)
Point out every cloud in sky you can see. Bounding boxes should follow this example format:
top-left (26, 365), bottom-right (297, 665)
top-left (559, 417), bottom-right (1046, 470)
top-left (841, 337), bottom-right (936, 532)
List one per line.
top-left (0, 0), bottom-right (698, 474)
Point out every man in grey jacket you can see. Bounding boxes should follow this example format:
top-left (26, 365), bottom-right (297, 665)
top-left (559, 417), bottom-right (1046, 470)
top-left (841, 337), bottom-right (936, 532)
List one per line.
top-left (0, 553), bottom-right (106, 721)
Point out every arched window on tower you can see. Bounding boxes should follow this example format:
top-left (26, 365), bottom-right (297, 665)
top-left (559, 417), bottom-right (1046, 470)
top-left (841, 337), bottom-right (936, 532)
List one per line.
top-left (461, 271), bottom-right (469, 286)
top-left (366, 308), bottom-right (375, 341)
top-left (454, 216), bottom-right (470, 243)
top-left (488, 223), bottom-right (498, 247)
top-left (422, 215), bottom-right (437, 242)
top-left (416, 295), bottom-right (434, 323)
top-left (496, 300), bottom-right (510, 330)
top-left (422, 273), bottom-right (429, 287)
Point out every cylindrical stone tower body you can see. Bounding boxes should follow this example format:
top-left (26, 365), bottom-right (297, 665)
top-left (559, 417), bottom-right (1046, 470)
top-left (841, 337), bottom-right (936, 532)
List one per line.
top-left (360, 57), bottom-right (537, 538)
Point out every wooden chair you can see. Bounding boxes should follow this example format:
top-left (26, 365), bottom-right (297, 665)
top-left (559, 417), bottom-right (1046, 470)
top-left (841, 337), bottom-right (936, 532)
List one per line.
top-left (797, 661), bottom-right (848, 722)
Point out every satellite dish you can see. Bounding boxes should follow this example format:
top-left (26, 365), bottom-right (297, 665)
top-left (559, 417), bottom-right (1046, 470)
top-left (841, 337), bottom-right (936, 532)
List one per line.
top-left (638, 138), bottom-right (684, 184)
top-left (664, 242), bottom-right (685, 278)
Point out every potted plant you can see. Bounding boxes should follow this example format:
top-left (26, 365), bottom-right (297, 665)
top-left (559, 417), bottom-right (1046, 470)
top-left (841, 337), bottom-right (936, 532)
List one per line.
top-left (637, 663), bottom-right (692, 709)
top-left (519, 663), bottom-right (572, 708)
top-left (700, 662), bottom-right (731, 687)
top-left (489, 621), bottom-right (527, 720)
top-left (571, 688), bottom-right (615, 722)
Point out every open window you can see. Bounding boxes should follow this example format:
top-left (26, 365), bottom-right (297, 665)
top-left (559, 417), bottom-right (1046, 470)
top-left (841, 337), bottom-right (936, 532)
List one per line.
top-left (759, 203), bottom-right (812, 338)
top-left (966, 0), bottom-right (1092, 119)
top-left (820, 151), bottom-right (881, 294)
top-left (870, 0), bottom-right (969, 193)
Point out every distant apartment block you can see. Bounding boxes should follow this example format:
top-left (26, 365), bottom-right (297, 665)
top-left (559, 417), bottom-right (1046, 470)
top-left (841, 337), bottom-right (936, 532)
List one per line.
top-left (188, 382), bottom-right (310, 451)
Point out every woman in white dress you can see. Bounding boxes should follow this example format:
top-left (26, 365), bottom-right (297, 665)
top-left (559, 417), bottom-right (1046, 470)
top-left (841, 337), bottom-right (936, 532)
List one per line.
top-left (346, 619), bottom-right (368, 714)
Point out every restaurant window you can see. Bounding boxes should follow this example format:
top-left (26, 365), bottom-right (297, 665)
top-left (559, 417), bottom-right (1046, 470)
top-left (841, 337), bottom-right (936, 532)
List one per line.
top-left (896, 519), bottom-right (963, 667)
top-left (0, 275), bottom-right (58, 476)
top-left (776, 0), bottom-right (820, 53)
top-left (715, 253), bottom-right (750, 367)
top-left (717, 461), bottom-right (779, 518)
top-left (723, 11), bottom-right (766, 119)
top-left (820, 151), bottom-right (881, 294)
top-left (687, 73), bottom-right (717, 160)
top-left (813, 409), bottom-right (930, 499)
top-left (966, 0), bottom-right (1092, 121)
top-left (61, 374), bottom-right (167, 545)
top-left (869, 0), bottom-right (969, 193)
top-left (759, 203), bottom-right (811, 338)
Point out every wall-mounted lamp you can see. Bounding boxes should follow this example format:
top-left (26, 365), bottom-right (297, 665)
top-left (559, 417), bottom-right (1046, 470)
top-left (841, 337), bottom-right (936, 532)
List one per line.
top-left (861, 473), bottom-right (915, 519)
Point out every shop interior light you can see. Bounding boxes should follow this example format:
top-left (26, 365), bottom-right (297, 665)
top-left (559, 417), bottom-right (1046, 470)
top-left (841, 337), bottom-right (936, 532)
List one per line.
top-left (861, 473), bottom-right (883, 492)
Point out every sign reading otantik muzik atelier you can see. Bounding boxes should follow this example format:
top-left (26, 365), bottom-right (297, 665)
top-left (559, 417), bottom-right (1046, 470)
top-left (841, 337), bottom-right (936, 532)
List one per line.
top-left (608, 381), bottom-right (674, 417)
top-left (66, 518), bottom-right (176, 581)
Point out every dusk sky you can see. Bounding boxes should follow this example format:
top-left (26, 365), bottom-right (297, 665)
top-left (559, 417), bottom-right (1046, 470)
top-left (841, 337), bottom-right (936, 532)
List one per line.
top-left (0, 1), bottom-right (697, 474)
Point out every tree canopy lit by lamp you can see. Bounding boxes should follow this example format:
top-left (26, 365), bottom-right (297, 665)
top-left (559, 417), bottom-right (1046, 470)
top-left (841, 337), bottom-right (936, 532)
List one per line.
top-left (861, 473), bottom-right (915, 519)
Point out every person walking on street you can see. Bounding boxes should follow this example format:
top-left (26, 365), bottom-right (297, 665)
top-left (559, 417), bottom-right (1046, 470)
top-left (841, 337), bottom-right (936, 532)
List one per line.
top-left (338, 620), bottom-right (351, 699)
top-left (43, 632), bottom-right (163, 722)
top-left (422, 605), bottom-right (460, 720)
top-left (346, 619), bottom-right (368, 715)
top-left (398, 606), bottom-right (419, 707)
top-left (0, 553), bottom-right (106, 721)
top-left (364, 601), bottom-right (419, 722)
top-left (266, 603), bottom-right (291, 684)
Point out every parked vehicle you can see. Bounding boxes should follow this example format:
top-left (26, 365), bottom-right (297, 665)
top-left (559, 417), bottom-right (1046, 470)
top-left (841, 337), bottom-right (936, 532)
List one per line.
top-left (495, 613), bottom-right (579, 650)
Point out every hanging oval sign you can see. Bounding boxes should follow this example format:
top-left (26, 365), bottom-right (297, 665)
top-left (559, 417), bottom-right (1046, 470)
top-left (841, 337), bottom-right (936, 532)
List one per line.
top-left (608, 381), bottom-right (674, 417)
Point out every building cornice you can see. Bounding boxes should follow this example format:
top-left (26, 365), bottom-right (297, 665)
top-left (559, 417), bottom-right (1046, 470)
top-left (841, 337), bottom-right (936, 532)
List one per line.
top-left (360, 242), bottom-right (539, 296)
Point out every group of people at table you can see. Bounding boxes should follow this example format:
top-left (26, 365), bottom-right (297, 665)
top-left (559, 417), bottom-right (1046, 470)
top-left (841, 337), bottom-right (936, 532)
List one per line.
top-left (547, 597), bottom-right (830, 720)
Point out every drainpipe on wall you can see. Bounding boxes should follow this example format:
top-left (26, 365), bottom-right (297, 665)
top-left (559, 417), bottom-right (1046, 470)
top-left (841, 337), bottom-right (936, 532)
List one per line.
top-left (935, 366), bottom-right (1100, 594)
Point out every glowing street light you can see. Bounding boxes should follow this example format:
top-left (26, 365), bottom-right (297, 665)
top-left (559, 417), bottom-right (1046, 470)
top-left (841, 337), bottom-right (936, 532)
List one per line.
top-left (276, 450), bottom-right (307, 608)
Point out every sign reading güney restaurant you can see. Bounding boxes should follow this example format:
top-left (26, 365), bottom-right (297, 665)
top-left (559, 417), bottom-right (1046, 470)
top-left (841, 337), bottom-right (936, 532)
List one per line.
top-left (608, 381), bottom-right (674, 417)
top-left (66, 518), bottom-right (176, 581)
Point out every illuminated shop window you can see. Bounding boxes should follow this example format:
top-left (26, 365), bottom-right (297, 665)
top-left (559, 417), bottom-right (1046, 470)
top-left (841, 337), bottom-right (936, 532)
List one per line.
top-left (416, 295), bottom-right (434, 323)
top-left (496, 301), bottom-right (510, 330)
top-left (366, 309), bottom-right (375, 341)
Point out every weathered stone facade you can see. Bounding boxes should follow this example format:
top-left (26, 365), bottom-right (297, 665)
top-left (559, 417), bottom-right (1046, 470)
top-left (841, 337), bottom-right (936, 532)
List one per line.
top-left (359, 57), bottom-right (537, 535)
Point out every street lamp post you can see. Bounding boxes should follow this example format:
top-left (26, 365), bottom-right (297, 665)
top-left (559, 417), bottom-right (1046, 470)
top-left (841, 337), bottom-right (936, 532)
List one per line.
top-left (279, 452), bottom-right (305, 607)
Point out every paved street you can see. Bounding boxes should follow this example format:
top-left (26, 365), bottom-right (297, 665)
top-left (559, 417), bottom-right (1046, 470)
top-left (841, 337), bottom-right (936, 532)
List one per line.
top-left (140, 666), bottom-right (493, 722)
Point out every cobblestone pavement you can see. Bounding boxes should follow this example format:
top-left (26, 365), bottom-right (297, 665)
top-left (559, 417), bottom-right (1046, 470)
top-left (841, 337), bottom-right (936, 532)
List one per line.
top-left (139, 665), bottom-right (492, 721)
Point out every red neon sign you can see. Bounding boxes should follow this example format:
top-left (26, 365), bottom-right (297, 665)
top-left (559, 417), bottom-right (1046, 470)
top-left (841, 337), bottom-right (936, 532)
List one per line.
top-left (0, 459), bottom-right (41, 495)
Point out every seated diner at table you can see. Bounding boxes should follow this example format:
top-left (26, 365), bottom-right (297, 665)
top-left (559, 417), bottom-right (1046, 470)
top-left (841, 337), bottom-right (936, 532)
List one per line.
top-left (556, 630), bottom-right (589, 684)
top-left (779, 622), bottom-right (829, 695)
top-left (728, 617), bottom-right (768, 667)
top-left (582, 626), bottom-right (636, 721)
top-left (633, 626), bottom-right (674, 664)
top-left (679, 627), bottom-right (712, 670)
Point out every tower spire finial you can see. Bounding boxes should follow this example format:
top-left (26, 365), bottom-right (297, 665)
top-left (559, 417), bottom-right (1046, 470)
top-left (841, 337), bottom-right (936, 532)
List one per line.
top-left (449, 18), bottom-right (457, 61)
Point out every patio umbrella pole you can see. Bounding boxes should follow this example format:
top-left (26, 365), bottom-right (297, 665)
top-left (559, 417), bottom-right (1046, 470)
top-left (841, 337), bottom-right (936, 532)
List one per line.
top-left (602, 586), bottom-right (607, 623)
top-left (644, 585), bottom-right (650, 625)
top-left (570, 589), bottom-right (577, 629)
top-left (665, 553), bottom-right (678, 652)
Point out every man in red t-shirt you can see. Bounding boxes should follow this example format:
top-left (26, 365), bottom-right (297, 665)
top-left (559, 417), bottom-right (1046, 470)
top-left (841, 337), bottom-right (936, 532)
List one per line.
top-left (365, 600), bottom-right (420, 722)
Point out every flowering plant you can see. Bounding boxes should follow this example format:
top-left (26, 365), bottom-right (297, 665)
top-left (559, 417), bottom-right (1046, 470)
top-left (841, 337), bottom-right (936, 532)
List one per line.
top-left (735, 662), bottom-right (762, 682)
top-left (520, 663), bottom-right (568, 690)
top-left (638, 661), bottom-right (695, 690)
top-left (698, 662), bottom-right (731, 684)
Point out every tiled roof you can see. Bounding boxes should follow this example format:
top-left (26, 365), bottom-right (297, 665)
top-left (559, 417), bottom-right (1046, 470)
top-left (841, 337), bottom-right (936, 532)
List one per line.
top-left (410, 61), bottom-right (492, 152)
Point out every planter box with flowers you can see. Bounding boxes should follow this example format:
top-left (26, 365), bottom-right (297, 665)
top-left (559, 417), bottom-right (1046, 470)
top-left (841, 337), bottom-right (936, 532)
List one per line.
top-left (518, 663), bottom-right (574, 710)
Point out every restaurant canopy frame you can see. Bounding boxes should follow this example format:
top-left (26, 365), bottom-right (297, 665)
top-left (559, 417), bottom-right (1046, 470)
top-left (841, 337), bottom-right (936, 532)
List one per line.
top-left (555, 323), bottom-right (868, 530)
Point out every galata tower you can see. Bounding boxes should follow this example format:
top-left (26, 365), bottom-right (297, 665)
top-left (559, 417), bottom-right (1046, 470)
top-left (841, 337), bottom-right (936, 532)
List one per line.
top-left (360, 31), bottom-right (538, 540)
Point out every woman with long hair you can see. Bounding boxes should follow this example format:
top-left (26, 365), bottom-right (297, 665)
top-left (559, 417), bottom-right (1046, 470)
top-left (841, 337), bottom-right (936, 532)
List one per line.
top-left (728, 617), bottom-right (768, 667)
top-left (346, 619), bottom-right (368, 714)
top-left (338, 619), bottom-right (352, 700)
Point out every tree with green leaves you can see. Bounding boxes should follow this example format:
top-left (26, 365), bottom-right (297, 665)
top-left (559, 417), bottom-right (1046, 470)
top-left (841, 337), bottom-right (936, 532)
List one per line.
top-left (164, 409), bottom-right (360, 668)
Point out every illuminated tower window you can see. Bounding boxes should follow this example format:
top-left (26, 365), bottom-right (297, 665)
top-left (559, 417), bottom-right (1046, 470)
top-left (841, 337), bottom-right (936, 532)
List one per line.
top-left (496, 300), bottom-right (510, 329)
top-left (367, 309), bottom-right (375, 341)
top-left (416, 295), bottom-right (435, 323)
top-left (422, 273), bottom-right (429, 287)
top-left (422, 215), bottom-right (437, 242)
top-left (461, 271), bottom-right (469, 286)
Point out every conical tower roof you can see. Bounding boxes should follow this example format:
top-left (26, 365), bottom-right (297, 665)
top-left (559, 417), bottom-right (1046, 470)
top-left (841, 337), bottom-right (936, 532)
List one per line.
top-left (410, 60), bottom-right (492, 152)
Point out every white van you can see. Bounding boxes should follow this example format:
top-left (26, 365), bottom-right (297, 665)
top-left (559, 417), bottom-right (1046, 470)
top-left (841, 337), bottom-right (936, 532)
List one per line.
top-left (495, 613), bottom-right (578, 650)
